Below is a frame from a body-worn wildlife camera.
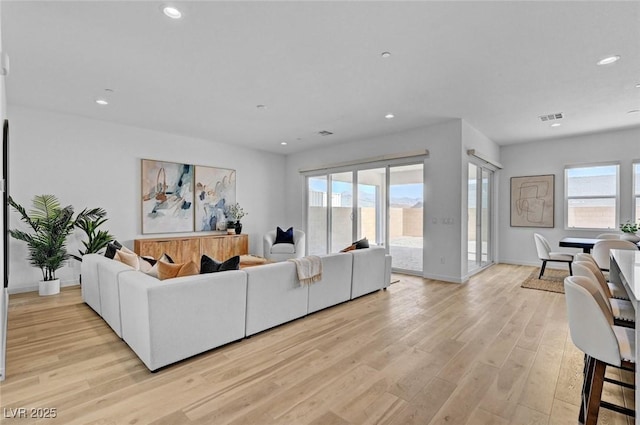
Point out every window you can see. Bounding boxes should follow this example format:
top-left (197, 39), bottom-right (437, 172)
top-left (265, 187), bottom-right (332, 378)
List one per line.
top-left (565, 163), bottom-right (619, 229)
top-left (634, 162), bottom-right (640, 222)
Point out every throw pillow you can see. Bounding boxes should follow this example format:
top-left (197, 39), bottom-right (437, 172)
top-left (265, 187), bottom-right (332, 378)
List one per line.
top-left (274, 226), bottom-right (294, 245)
top-left (157, 261), bottom-right (200, 280)
top-left (177, 261), bottom-right (199, 278)
top-left (200, 255), bottom-right (240, 273)
top-left (340, 244), bottom-right (356, 253)
top-left (142, 253), bottom-right (175, 278)
top-left (105, 240), bottom-right (123, 259)
top-left (140, 256), bottom-right (157, 266)
top-left (354, 237), bottom-right (369, 249)
top-left (114, 249), bottom-right (140, 270)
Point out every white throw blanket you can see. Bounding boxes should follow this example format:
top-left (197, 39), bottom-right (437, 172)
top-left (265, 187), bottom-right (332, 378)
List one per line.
top-left (288, 255), bottom-right (322, 285)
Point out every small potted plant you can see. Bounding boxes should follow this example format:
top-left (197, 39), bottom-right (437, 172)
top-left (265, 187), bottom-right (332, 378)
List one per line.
top-left (619, 220), bottom-right (640, 243)
top-left (225, 203), bottom-right (247, 235)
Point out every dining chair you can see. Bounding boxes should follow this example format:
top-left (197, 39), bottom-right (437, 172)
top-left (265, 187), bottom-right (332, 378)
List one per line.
top-left (591, 239), bottom-right (638, 272)
top-left (533, 233), bottom-right (573, 278)
top-left (564, 275), bottom-right (635, 425)
top-left (573, 261), bottom-right (634, 326)
top-left (575, 253), bottom-right (630, 300)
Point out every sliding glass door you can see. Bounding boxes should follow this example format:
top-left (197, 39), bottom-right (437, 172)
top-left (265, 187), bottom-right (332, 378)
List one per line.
top-left (306, 162), bottom-right (424, 274)
top-left (357, 168), bottom-right (385, 245)
top-left (388, 164), bottom-right (424, 273)
top-left (307, 176), bottom-right (328, 255)
top-left (467, 163), bottom-right (493, 272)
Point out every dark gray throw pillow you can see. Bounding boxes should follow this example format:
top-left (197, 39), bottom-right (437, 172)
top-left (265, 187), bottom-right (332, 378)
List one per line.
top-left (354, 237), bottom-right (369, 249)
top-left (200, 255), bottom-right (240, 273)
top-left (104, 240), bottom-right (123, 259)
top-left (274, 226), bottom-right (294, 244)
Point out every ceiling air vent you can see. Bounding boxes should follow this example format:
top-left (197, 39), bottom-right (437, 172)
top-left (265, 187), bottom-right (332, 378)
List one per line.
top-left (318, 130), bottom-right (334, 136)
top-left (539, 112), bottom-right (564, 122)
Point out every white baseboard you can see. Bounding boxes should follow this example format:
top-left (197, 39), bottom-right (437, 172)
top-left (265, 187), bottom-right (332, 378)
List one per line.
top-left (422, 272), bottom-right (465, 284)
top-left (8, 279), bottom-right (79, 295)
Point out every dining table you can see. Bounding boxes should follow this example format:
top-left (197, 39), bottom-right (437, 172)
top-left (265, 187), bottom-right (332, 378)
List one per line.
top-left (559, 237), bottom-right (640, 253)
top-left (558, 237), bottom-right (603, 253)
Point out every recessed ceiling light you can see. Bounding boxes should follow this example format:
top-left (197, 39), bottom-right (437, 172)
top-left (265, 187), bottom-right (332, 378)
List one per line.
top-left (628, 110), bottom-right (640, 114)
top-left (635, 83), bottom-right (640, 88)
top-left (550, 123), bottom-right (561, 127)
top-left (280, 142), bottom-right (288, 146)
top-left (95, 98), bottom-right (108, 105)
top-left (385, 113), bottom-right (395, 119)
top-left (597, 55), bottom-right (621, 66)
top-left (162, 6), bottom-right (182, 19)
top-left (381, 52), bottom-right (391, 58)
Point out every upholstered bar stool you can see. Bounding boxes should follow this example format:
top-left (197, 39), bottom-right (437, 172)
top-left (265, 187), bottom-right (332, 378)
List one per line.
top-left (575, 253), bottom-right (631, 301)
top-left (592, 239), bottom-right (638, 272)
top-left (564, 276), bottom-right (635, 425)
top-left (573, 261), bottom-right (634, 327)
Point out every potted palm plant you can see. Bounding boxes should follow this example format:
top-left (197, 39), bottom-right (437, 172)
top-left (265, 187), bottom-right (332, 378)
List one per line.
top-left (8, 195), bottom-right (104, 296)
top-left (70, 208), bottom-right (114, 262)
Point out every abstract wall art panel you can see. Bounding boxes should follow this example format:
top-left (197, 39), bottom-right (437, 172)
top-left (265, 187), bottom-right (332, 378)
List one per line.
top-left (194, 165), bottom-right (236, 232)
top-left (141, 159), bottom-right (194, 234)
top-left (510, 174), bottom-right (555, 228)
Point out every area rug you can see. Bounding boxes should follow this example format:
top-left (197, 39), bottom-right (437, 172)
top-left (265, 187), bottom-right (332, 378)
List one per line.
top-left (520, 268), bottom-right (569, 294)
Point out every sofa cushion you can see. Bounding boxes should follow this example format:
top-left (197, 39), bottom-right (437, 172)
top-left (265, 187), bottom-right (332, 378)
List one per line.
top-left (275, 226), bottom-right (294, 244)
top-left (271, 243), bottom-right (296, 254)
top-left (200, 255), bottom-right (240, 273)
top-left (158, 261), bottom-right (199, 280)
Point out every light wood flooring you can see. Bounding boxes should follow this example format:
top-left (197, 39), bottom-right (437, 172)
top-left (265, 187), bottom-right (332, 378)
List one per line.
top-left (0, 264), bottom-right (635, 425)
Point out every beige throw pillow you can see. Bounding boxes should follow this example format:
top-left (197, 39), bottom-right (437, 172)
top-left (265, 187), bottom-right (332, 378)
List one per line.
top-left (115, 249), bottom-right (140, 270)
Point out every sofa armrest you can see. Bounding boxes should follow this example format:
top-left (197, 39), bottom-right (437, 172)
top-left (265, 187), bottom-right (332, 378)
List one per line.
top-left (119, 270), bottom-right (247, 371)
top-left (384, 254), bottom-right (392, 289)
top-left (81, 254), bottom-right (103, 314)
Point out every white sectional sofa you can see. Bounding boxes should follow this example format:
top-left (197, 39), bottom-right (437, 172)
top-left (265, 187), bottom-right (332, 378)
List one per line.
top-left (119, 270), bottom-right (247, 371)
top-left (81, 246), bottom-right (390, 371)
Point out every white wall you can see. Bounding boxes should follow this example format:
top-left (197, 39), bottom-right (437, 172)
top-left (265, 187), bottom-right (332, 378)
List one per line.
top-left (285, 119), bottom-right (500, 283)
top-left (498, 126), bottom-right (640, 267)
top-left (8, 106), bottom-right (287, 292)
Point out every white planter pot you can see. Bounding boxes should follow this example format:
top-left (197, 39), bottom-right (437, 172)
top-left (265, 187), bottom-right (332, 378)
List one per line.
top-left (39, 279), bottom-right (60, 296)
top-left (621, 233), bottom-right (640, 243)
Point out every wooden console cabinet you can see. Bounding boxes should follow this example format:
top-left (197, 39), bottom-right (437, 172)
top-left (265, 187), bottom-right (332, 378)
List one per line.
top-left (134, 234), bottom-right (248, 264)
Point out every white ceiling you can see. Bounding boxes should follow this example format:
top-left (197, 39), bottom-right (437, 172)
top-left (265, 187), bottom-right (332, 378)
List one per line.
top-left (2, 1), bottom-right (639, 154)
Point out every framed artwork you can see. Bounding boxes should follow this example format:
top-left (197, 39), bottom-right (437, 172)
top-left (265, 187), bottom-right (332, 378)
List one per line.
top-left (510, 174), bottom-right (554, 228)
top-left (194, 165), bottom-right (236, 231)
top-left (141, 159), bottom-right (194, 234)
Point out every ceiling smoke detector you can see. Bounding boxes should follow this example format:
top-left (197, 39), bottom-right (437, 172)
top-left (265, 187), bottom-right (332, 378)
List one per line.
top-left (318, 130), bottom-right (334, 136)
top-left (538, 112), bottom-right (564, 122)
